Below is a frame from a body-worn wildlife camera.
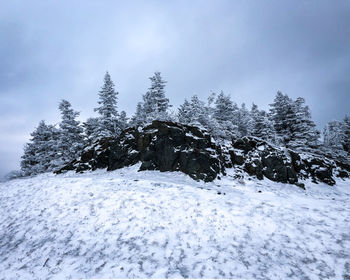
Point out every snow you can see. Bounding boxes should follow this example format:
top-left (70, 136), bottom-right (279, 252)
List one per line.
top-left (185, 132), bottom-right (201, 140)
top-left (257, 144), bottom-right (265, 151)
top-left (1, 166), bottom-right (350, 279)
top-left (206, 147), bottom-right (216, 153)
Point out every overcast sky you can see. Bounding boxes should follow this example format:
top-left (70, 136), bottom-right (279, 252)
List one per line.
top-left (0, 0), bottom-right (349, 177)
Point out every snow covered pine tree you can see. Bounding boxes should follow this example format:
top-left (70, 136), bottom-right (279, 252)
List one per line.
top-left (289, 97), bottom-right (319, 150)
top-left (249, 103), bottom-right (275, 141)
top-left (142, 72), bottom-right (171, 123)
top-left (21, 120), bottom-right (59, 175)
top-left (343, 115), bottom-right (350, 154)
top-left (269, 91), bottom-right (319, 150)
top-left (213, 91), bottom-right (238, 139)
top-left (130, 102), bottom-right (146, 127)
top-left (57, 99), bottom-right (85, 165)
top-left (94, 72), bottom-right (121, 138)
top-left (269, 91), bottom-right (295, 145)
top-left (323, 120), bottom-right (346, 156)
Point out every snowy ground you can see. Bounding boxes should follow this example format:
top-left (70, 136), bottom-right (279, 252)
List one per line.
top-left (0, 165), bottom-right (350, 279)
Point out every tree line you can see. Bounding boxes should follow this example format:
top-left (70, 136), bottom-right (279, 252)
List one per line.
top-left (20, 71), bottom-right (350, 176)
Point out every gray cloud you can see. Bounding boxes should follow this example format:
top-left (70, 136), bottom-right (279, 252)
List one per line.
top-left (0, 0), bottom-right (349, 176)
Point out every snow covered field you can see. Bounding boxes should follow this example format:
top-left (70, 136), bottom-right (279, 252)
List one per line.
top-left (0, 165), bottom-right (350, 279)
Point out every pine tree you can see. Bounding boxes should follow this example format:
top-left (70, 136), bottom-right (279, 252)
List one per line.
top-left (324, 120), bottom-right (345, 150)
top-left (178, 99), bottom-right (193, 124)
top-left (322, 119), bottom-right (348, 158)
top-left (57, 99), bottom-right (84, 164)
top-left (21, 120), bottom-right (59, 175)
top-left (130, 102), bottom-right (146, 127)
top-left (188, 95), bottom-right (209, 128)
top-left (270, 92), bottom-right (320, 149)
top-left (213, 91), bottom-right (238, 139)
top-left (237, 103), bottom-right (250, 137)
top-left (94, 72), bottom-right (120, 137)
top-left (249, 103), bottom-right (275, 141)
top-left (118, 111), bottom-right (129, 131)
top-left (289, 97), bottom-right (319, 149)
top-left (83, 117), bottom-right (100, 143)
top-left (343, 115), bottom-right (350, 153)
top-left (142, 72), bottom-right (170, 122)
top-left (269, 91), bottom-right (296, 145)
top-left (213, 91), bottom-right (234, 123)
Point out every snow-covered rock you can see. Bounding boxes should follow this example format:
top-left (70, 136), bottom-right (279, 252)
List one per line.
top-left (58, 121), bottom-right (225, 182)
top-left (57, 121), bottom-right (350, 186)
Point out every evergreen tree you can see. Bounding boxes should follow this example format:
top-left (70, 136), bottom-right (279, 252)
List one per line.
top-left (118, 110), bottom-right (129, 130)
top-left (269, 91), bottom-right (295, 145)
top-left (57, 99), bottom-right (84, 164)
top-left (213, 91), bottom-right (238, 139)
top-left (270, 92), bottom-right (320, 149)
top-left (213, 91), bottom-right (234, 123)
top-left (323, 120), bottom-right (345, 150)
top-left (21, 121), bottom-right (59, 175)
top-left (237, 103), bottom-right (250, 137)
top-left (178, 99), bottom-right (193, 124)
top-left (130, 102), bottom-right (146, 127)
top-left (249, 103), bottom-right (275, 141)
top-left (343, 115), bottom-right (350, 153)
top-left (289, 97), bottom-right (319, 149)
top-left (142, 72), bottom-right (170, 122)
top-left (94, 72), bottom-right (120, 137)
top-left (83, 117), bottom-right (100, 143)
top-left (205, 91), bottom-right (217, 119)
top-left (188, 95), bottom-right (209, 128)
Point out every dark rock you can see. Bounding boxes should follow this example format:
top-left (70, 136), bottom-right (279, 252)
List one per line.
top-left (337, 170), bottom-right (349, 178)
top-left (229, 150), bottom-right (245, 165)
top-left (57, 121), bottom-right (349, 186)
top-left (232, 137), bottom-right (265, 153)
top-left (261, 150), bottom-right (298, 184)
top-left (137, 121), bottom-right (225, 182)
top-left (60, 121), bottom-right (225, 182)
top-left (244, 158), bottom-right (263, 180)
top-left (295, 182), bottom-right (305, 190)
top-left (56, 137), bottom-right (115, 174)
top-left (261, 153), bottom-right (288, 183)
top-left (228, 135), bottom-right (344, 186)
top-left (231, 137), bottom-right (298, 184)
top-left (302, 157), bottom-right (336, 186)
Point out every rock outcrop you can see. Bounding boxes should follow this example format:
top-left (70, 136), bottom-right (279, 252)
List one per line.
top-left (228, 137), bottom-right (340, 186)
top-left (57, 121), bottom-right (350, 186)
top-left (230, 137), bottom-right (298, 184)
top-left (57, 121), bottom-right (225, 182)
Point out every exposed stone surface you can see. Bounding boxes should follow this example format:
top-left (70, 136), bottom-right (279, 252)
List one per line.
top-left (57, 121), bottom-right (350, 186)
top-left (229, 136), bottom-right (345, 186)
top-left (58, 121), bottom-right (225, 182)
top-left (109, 120), bottom-right (225, 182)
top-left (230, 137), bottom-right (298, 184)
top-left (57, 137), bottom-right (115, 173)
